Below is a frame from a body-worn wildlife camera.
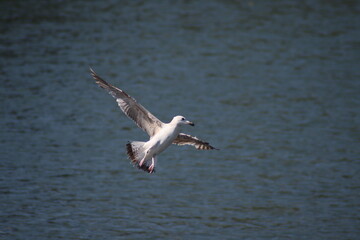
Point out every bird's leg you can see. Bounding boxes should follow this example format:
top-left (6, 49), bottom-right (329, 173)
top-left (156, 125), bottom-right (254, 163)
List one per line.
top-left (148, 155), bottom-right (157, 173)
top-left (139, 157), bottom-right (146, 167)
top-left (139, 149), bottom-right (150, 167)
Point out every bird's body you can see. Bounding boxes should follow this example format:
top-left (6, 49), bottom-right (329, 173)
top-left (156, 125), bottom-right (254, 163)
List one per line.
top-left (90, 68), bottom-right (216, 173)
top-left (147, 120), bottom-right (182, 155)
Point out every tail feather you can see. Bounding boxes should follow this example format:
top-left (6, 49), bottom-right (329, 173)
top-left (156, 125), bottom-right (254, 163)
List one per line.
top-left (126, 141), bottom-right (154, 173)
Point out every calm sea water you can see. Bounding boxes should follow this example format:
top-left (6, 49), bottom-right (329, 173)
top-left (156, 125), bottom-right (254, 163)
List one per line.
top-left (1, 1), bottom-right (359, 239)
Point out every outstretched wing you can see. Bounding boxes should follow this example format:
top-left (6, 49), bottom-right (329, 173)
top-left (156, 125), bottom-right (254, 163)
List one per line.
top-left (90, 68), bottom-right (164, 137)
top-left (173, 133), bottom-right (217, 150)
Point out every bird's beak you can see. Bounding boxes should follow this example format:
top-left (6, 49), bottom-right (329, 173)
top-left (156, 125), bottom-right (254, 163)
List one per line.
top-left (187, 121), bottom-right (195, 126)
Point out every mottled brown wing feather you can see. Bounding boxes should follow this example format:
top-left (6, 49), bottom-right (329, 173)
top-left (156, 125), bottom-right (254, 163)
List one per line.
top-left (173, 133), bottom-right (217, 150)
top-left (90, 68), bottom-right (164, 137)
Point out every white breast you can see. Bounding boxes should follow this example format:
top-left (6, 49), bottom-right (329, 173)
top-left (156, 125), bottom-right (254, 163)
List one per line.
top-left (148, 123), bottom-right (180, 154)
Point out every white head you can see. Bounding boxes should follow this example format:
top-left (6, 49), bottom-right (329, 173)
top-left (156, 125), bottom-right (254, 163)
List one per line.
top-left (171, 115), bottom-right (195, 126)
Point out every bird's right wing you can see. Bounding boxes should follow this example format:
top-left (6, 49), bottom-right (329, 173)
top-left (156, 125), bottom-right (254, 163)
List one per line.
top-left (173, 133), bottom-right (217, 150)
top-left (90, 68), bottom-right (164, 137)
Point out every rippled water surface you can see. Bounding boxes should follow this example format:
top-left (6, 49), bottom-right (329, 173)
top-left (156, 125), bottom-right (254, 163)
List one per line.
top-left (1, 1), bottom-right (359, 239)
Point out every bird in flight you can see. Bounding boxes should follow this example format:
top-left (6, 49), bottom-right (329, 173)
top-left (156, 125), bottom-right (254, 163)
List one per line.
top-left (90, 68), bottom-right (216, 173)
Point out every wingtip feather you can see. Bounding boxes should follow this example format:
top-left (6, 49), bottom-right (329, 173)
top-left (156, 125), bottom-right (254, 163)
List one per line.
top-left (89, 66), bottom-right (96, 76)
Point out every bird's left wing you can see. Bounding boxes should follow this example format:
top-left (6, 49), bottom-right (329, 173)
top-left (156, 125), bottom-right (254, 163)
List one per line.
top-left (90, 68), bottom-right (164, 137)
top-left (173, 133), bottom-right (217, 150)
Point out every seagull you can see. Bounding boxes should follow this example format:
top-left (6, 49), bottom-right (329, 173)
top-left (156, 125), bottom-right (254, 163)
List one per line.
top-left (90, 68), bottom-right (216, 173)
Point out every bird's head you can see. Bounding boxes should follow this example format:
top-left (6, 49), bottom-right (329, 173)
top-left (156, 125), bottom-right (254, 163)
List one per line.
top-left (172, 115), bottom-right (195, 126)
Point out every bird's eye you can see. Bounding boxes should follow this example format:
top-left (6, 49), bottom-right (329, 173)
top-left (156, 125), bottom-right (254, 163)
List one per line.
top-left (181, 117), bottom-right (185, 121)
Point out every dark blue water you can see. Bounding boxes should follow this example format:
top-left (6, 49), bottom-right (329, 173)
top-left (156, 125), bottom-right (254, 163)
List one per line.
top-left (1, 1), bottom-right (359, 239)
